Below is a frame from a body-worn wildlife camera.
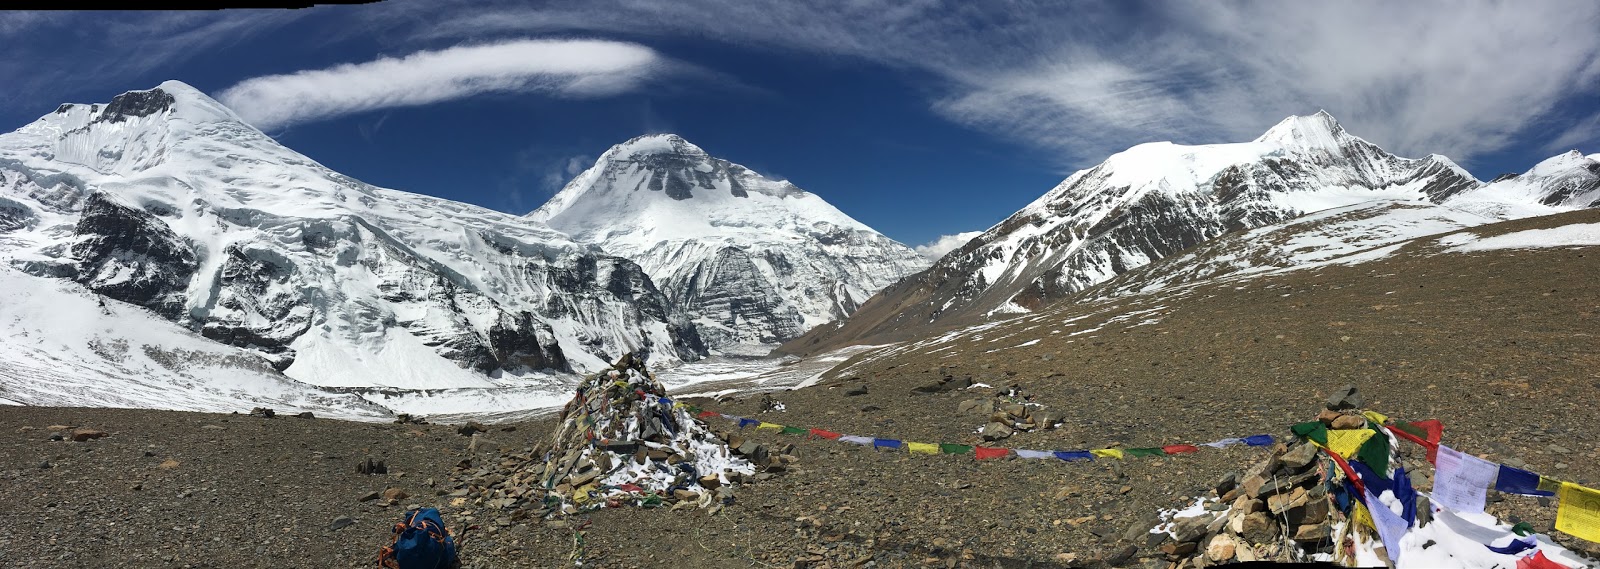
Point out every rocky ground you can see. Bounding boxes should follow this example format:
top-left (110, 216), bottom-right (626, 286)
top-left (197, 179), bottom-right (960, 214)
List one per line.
top-left (4, 215), bottom-right (1600, 567)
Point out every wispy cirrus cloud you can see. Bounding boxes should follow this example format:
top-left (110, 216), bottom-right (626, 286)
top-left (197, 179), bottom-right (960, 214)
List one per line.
top-left (358, 0), bottom-right (1600, 168)
top-left (217, 39), bottom-right (663, 130)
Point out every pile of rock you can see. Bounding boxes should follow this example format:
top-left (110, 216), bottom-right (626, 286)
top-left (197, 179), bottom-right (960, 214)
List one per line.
top-left (956, 386), bottom-right (1063, 442)
top-left (1151, 388), bottom-right (1405, 567)
top-left (447, 354), bottom-right (765, 518)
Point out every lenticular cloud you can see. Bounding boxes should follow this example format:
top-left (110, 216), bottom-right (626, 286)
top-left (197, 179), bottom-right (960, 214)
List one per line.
top-left (218, 39), bottom-right (660, 130)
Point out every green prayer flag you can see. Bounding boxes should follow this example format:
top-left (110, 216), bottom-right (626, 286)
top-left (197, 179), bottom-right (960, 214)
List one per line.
top-left (1290, 421), bottom-right (1329, 446)
top-left (939, 443), bottom-right (974, 455)
top-left (781, 426), bottom-right (807, 435)
top-left (1125, 448), bottom-right (1165, 458)
top-left (1355, 427), bottom-right (1390, 477)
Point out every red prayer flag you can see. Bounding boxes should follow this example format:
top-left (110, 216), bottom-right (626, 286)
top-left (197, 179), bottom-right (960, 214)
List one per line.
top-left (974, 447), bottom-right (1010, 460)
top-left (1518, 551), bottom-right (1570, 569)
top-left (1390, 419), bottom-right (1444, 464)
top-left (808, 429), bottom-right (843, 440)
top-left (1162, 444), bottom-right (1200, 454)
top-left (617, 483), bottom-right (644, 493)
top-left (696, 411), bottom-right (719, 419)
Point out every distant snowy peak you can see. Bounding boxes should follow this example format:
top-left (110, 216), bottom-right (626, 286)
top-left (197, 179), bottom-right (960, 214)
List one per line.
top-left (1254, 110), bottom-right (1353, 152)
top-left (1444, 150), bottom-right (1600, 218)
top-left (531, 133), bottom-right (928, 351)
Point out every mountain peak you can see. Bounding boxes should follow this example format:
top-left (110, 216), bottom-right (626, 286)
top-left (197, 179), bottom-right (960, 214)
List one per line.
top-left (605, 133), bottom-right (705, 161)
top-left (1254, 110), bottom-right (1350, 150)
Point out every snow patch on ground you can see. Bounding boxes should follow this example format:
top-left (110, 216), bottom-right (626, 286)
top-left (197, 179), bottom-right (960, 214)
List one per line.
top-left (1443, 222), bottom-right (1600, 252)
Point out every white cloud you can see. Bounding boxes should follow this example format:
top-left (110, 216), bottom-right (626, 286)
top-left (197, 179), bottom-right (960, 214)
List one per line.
top-left (373, 0), bottom-right (1600, 168)
top-left (915, 231), bottom-right (982, 261)
top-left (217, 39), bottom-right (662, 130)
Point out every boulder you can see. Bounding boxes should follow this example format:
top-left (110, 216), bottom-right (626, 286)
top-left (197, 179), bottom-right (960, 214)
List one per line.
top-left (1292, 523), bottom-right (1331, 543)
top-left (844, 384), bottom-right (869, 396)
top-left (381, 488), bottom-right (409, 502)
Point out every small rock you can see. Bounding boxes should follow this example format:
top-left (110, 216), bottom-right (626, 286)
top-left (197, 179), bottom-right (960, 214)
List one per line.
top-left (457, 422), bottom-right (488, 437)
top-left (1548, 444), bottom-right (1571, 454)
top-left (1292, 523), bottom-right (1331, 543)
top-left (1215, 471), bottom-right (1239, 495)
top-left (200, 425), bottom-right (224, 431)
top-left (157, 459), bottom-right (180, 470)
top-left (1159, 541), bottom-right (1197, 556)
top-left (981, 422), bottom-right (1013, 441)
top-left (70, 428), bottom-right (109, 442)
top-left (1325, 384), bottom-right (1361, 411)
top-left (357, 458), bottom-right (388, 475)
top-left (249, 407), bottom-right (275, 418)
top-left (1280, 443), bottom-right (1319, 469)
top-left (358, 491), bottom-right (381, 502)
top-left (1205, 534), bottom-right (1236, 562)
top-left (38, 460), bottom-right (51, 469)
top-left (381, 488), bottom-right (408, 502)
top-left (1555, 462), bottom-right (1569, 470)
top-left (1103, 544), bottom-right (1137, 567)
top-left (1330, 415), bottom-right (1367, 430)
top-left (1240, 513), bottom-right (1278, 543)
top-left (329, 516), bottom-right (356, 531)
top-left (844, 384), bottom-right (869, 396)
top-left (294, 412), bottom-right (315, 419)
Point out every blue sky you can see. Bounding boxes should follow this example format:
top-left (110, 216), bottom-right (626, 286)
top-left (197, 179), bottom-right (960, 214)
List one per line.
top-left (2, 2), bottom-right (1598, 250)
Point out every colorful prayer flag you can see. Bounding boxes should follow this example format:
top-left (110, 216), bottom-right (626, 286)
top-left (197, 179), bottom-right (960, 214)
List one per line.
top-left (1091, 448), bottom-right (1125, 460)
top-left (1518, 551), bottom-right (1571, 569)
top-left (1323, 428), bottom-right (1375, 459)
top-left (1290, 422), bottom-right (1329, 446)
top-left (873, 438), bottom-right (903, 450)
top-left (1125, 448), bottom-right (1165, 458)
top-left (1495, 465), bottom-right (1554, 497)
top-left (1556, 482), bottom-right (1600, 543)
top-left (1355, 428), bottom-right (1391, 477)
top-left (808, 428), bottom-right (843, 440)
top-left (939, 443), bottom-right (974, 455)
top-left (839, 435), bottom-right (873, 445)
top-left (1243, 434), bottom-right (1275, 447)
top-left (1201, 438), bottom-right (1242, 448)
top-left (756, 422), bottom-right (783, 432)
top-left (697, 411), bottom-right (720, 419)
top-left (1014, 449), bottom-right (1054, 459)
top-left (1363, 410), bottom-right (1389, 425)
top-left (781, 426), bottom-right (807, 436)
top-left (907, 442), bottom-right (939, 455)
top-left (1390, 420), bottom-right (1443, 463)
top-left (1162, 444), bottom-right (1199, 454)
top-left (1365, 488), bottom-right (1410, 564)
top-left (1433, 445), bottom-right (1498, 514)
top-left (1055, 451), bottom-right (1094, 461)
top-left (738, 418), bottom-right (758, 429)
top-left (974, 446), bottom-right (1009, 460)
top-left (658, 397), bottom-right (673, 406)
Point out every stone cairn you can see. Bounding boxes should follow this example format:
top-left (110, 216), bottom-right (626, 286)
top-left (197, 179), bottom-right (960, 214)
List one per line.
top-left (449, 354), bottom-right (785, 519)
top-left (1151, 386), bottom-right (1407, 566)
top-left (954, 384), bottom-right (1065, 442)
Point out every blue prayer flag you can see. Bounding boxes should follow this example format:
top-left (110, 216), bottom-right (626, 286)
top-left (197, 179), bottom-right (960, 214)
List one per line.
top-left (873, 438), bottom-right (903, 450)
top-left (1494, 464), bottom-right (1554, 497)
top-left (1485, 536), bottom-right (1537, 555)
top-left (738, 418), bottom-right (758, 429)
top-left (1243, 434), bottom-right (1275, 447)
top-left (658, 397), bottom-right (673, 406)
top-left (1054, 451), bottom-right (1094, 462)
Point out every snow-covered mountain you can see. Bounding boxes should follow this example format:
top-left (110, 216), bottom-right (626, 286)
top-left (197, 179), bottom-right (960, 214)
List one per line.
top-left (528, 134), bottom-right (928, 353)
top-left (0, 81), bottom-right (706, 392)
top-left (780, 112), bottom-right (1596, 354)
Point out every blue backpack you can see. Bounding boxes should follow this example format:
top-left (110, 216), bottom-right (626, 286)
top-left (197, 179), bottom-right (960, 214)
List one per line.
top-left (378, 508), bottom-right (459, 569)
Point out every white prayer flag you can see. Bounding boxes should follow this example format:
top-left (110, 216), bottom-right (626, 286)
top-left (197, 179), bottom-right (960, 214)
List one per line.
top-left (1365, 489), bottom-right (1411, 564)
top-left (1432, 445), bottom-right (1498, 514)
top-left (1014, 449), bottom-right (1054, 459)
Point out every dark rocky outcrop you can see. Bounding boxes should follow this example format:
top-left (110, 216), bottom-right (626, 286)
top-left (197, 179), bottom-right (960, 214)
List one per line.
top-left (70, 192), bottom-right (196, 320)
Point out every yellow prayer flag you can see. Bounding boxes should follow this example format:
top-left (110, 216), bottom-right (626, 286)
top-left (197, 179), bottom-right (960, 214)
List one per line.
top-left (907, 442), bottom-right (939, 455)
top-left (1325, 428), bottom-right (1375, 459)
top-left (1351, 500), bottom-right (1375, 531)
top-left (1362, 410), bottom-right (1388, 425)
top-left (1539, 477), bottom-right (1563, 495)
top-left (1091, 448), bottom-right (1125, 460)
top-left (672, 401), bottom-right (688, 409)
top-left (1556, 482), bottom-right (1600, 542)
top-left (756, 422), bottom-right (783, 432)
